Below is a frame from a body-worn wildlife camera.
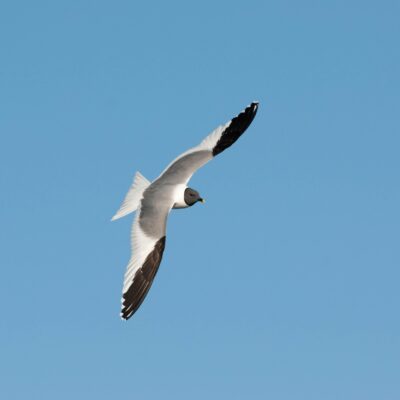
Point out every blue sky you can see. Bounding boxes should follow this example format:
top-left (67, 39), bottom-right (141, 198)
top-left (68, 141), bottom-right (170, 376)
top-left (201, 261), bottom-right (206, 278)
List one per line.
top-left (1, 1), bottom-right (399, 399)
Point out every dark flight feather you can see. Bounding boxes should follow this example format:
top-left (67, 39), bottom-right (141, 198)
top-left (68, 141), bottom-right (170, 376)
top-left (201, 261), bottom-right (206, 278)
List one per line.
top-left (121, 236), bottom-right (166, 320)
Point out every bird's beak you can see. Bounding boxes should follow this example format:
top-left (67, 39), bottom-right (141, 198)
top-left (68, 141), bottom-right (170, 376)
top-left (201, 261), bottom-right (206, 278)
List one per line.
top-left (199, 198), bottom-right (205, 203)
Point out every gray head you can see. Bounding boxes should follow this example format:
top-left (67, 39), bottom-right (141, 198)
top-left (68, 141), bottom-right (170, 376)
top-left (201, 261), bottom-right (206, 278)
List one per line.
top-left (184, 187), bottom-right (204, 206)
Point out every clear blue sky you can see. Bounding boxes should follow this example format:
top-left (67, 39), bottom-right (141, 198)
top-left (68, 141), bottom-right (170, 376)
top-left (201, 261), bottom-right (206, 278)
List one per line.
top-left (1, 1), bottom-right (399, 399)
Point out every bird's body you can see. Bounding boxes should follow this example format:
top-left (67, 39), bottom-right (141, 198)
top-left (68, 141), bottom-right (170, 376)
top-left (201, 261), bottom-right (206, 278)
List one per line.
top-left (112, 102), bottom-right (259, 320)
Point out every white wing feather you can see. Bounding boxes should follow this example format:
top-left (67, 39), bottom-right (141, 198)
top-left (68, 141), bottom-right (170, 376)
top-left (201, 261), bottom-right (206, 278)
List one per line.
top-left (122, 204), bottom-right (158, 294)
top-left (157, 121), bottom-right (230, 180)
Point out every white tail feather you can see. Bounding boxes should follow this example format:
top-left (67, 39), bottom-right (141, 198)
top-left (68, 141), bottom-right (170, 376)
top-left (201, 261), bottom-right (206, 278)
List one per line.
top-left (111, 172), bottom-right (151, 221)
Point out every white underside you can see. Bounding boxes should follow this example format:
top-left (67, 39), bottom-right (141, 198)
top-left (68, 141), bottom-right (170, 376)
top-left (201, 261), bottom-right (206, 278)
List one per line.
top-left (122, 184), bottom-right (187, 294)
top-left (172, 184), bottom-right (189, 208)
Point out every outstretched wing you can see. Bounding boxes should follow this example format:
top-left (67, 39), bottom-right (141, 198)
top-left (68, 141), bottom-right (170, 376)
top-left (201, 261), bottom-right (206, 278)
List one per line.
top-left (156, 102), bottom-right (258, 186)
top-left (120, 185), bottom-right (172, 320)
top-left (119, 102), bottom-right (258, 319)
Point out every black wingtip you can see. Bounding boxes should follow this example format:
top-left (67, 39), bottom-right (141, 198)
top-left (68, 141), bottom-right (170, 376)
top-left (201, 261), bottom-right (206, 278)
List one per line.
top-left (212, 102), bottom-right (259, 156)
top-left (249, 101), bottom-right (259, 113)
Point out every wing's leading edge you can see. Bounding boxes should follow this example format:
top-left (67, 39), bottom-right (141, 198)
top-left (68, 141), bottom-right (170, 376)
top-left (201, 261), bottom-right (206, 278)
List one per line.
top-left (157, 102), bottom-right (258, 185)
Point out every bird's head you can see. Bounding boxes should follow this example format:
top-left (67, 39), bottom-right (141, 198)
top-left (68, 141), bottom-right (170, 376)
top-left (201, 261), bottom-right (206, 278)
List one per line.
top-left (184, 187), bottom-right (205, 206)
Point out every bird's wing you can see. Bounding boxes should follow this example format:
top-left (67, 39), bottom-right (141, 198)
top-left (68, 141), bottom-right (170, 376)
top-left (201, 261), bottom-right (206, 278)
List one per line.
top-left (156, 102), bottom-right (258, 186)
top-left (120, 185), bottom-right (172, 320)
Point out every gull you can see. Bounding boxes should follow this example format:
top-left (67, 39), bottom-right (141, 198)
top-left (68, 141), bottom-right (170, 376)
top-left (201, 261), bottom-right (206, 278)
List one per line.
top-left (112, 102), bottom-right (259, 320)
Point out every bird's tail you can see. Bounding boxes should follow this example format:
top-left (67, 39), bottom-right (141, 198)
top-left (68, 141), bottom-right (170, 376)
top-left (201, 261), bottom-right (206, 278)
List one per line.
top-left (111, 171), bottom-right (151, 221)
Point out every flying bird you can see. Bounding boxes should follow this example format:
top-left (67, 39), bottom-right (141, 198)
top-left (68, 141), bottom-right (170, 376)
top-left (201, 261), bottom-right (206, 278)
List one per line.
top-left (112, 102), bottom-right (259, 320)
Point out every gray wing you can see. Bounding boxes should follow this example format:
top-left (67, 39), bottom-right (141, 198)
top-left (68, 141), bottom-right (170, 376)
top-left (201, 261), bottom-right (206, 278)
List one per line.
top-left (120, 183), bottom-right (174, 320)
top-left (156, 102), bottom-right (259, 186)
